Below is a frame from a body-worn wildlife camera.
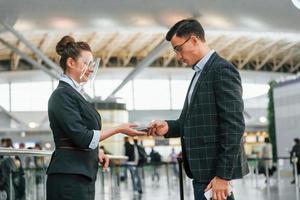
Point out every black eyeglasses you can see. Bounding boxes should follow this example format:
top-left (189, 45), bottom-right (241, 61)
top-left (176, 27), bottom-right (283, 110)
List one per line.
top-left (173, 36), bottom-right (191, 53)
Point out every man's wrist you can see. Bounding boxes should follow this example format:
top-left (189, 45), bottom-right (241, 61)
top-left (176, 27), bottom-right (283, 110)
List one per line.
top-left (216, 176), bottom-right (230, 182)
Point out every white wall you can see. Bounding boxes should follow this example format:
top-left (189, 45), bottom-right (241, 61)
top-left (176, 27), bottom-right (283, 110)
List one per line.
top-left (273, 78), bottom-right (300, 157)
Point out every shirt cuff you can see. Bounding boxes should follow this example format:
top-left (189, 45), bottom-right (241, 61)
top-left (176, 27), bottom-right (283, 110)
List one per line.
top-left (89, 130), bottom-right (101, 149)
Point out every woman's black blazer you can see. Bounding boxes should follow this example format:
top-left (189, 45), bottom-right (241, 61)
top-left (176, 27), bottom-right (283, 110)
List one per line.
top-left (47, 81), bottom-right (101, 181)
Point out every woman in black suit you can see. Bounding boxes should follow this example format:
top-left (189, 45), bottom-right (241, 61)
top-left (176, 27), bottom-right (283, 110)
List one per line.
top-left (46, 35), bottom-right (145, 200)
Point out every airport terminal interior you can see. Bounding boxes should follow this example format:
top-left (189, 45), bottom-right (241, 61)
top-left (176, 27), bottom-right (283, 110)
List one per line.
top-left (0, 0), bottom-right (300, 199)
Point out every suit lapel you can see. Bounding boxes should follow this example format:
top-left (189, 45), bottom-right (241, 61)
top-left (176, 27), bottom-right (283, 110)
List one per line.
top-left (59, 81), bottom-right (88, 105)
top-left (186, 52), bottom-right (218, 116)
top-left (179, 73), bottom-right (197, 121)
top-left (58, 81), bottom-right (101, 122)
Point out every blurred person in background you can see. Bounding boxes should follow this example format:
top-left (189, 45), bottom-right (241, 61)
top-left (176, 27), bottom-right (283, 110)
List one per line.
top-left (34, 143), bottom-right (45, 199)
top-left (169, 148), bottom-right (179, 176)
top-left (261, 138), bottom-right (273, 168)
top-left (18, 143), bottom-right (25, 149)
top-left (259, 138), bottom-right (274, 183)
top-left (99, 145), bottom-right (112, 155)
top-left (123, 137), bottom-right (143, 194)
top-left (133, 139), bottom-right (148, 167)
top-left (0, 138), bottom-right (25, 200)
top-left (150, 147), bottom-right (162, 182)
top-left (290, 138), bottom-right (300, 184)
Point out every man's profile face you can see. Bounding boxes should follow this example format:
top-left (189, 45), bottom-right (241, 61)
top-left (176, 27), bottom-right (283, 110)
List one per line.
top-left (171, 35), bottom-right (198, 66)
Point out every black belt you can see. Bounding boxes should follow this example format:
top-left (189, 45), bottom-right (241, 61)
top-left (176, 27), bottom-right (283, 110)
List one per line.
top-left (56, 138), bottom-right (91, 151)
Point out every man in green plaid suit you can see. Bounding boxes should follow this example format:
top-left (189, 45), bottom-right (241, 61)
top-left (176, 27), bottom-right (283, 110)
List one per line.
top-left (148, 19), bottom-right (249, 200)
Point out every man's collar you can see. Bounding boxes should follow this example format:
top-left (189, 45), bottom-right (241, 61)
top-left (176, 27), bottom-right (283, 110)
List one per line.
top-left (192, 49), bottom-right (215, 72)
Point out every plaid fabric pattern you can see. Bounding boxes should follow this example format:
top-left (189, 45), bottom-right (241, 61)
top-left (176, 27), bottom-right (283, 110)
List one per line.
top-left (166, 53), bottom-right (249, 182)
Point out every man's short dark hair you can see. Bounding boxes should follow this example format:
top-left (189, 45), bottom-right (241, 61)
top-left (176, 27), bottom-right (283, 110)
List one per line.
top-left (295, 138), bottom-right (300, 144)
top-left (264, 137), bottom-right (270, 143)
top-left (166, 18), bottom-right (205, 42)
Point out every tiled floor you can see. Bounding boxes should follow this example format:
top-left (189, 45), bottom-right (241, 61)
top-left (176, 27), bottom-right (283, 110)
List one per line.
top-left (95, 166), bottom-right (300, 200)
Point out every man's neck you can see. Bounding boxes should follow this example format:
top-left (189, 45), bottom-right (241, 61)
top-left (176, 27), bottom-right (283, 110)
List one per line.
top-left (193, 46), bottom-right (212, 65)
top-left (199, 45), bottom-right (211, 59)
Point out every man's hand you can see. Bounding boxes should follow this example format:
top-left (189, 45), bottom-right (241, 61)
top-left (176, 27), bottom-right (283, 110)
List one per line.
top-left (147, 120), bottom-right (169, 136)
top-left (204, 176), bottom-right (231, 200)
top-left (98, 149), bottom-right (109, 171)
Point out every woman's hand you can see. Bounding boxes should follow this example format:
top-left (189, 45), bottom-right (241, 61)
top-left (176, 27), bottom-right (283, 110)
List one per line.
top-left (100, 123), bottom-right (147, 141)
top-left (117, 123), bottom-right (147, 136)
top-left (98, 149), bottom-right (109, 171)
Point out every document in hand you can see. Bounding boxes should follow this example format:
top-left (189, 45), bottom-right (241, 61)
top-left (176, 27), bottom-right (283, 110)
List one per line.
top-left (133, 126), bottom-right (149, 132)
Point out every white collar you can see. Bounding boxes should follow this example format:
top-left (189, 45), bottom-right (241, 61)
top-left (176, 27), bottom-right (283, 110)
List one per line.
top-left (60, 74), bottom-right (84, 95)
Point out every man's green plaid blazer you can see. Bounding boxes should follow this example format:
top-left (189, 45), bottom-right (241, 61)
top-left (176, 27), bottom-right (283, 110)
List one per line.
top-left (165, 52), bottom-right (249, 182)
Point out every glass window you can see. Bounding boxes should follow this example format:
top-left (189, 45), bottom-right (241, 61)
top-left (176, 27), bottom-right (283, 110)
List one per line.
top-left (83, 82), bottom-right (95, 98)
top-left (0, 84), bottom-right (10, 110)
top-left (115, 81), bottom-right (134, 110)
top-left (11, 81), bottom-right (52, 111)
top-left (133, 80), bottom-right (170, 110)
top-left (242, 83), bottom-right (270, 99)
top-left (170, 80), bottom-right (190, 109)
top-left (94, 80), bottom-right (122, 101)
top-left (52, 80), bottom-right (59, 91)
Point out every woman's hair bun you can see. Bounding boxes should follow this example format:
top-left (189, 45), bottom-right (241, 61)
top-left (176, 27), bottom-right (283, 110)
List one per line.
top-left (56, 35), bottom-right (76, 56)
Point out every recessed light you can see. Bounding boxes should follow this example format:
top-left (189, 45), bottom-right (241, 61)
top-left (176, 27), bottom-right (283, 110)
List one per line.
top-left (28, 122), bottom-right (38, 128)
top-left (292, 0), bottom-right (300, 9)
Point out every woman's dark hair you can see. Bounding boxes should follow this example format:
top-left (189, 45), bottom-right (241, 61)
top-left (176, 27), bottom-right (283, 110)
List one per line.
top-left (56, 35), bottom-right (92, 71)
top-left (166, 18), bottom-right (205, 42)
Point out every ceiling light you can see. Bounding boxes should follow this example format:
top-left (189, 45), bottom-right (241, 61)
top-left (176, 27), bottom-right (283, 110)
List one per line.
top-left (93, 18), bottom-right (117, 27)
top-left (160, 11), bottom-right (190, 27)
top-left (28, 122), bottom-right (38, 129)
top-left (292, 0), bottom-right (300, 9)
top-left (45, 142), bottom-right (52, 149)
top-left (129, 16), bottom-right (156, 26)
top-left (49, 18), bottom-right (77, 29)
top-left (20, 131), bottom-right (26, 137)
top-left (201, 13), bottom-right (233, 29)
top-left (14, 19), bottom-right (34, 30)
top-left (259, 117), bottom-right (267, 123)
top-left (240, 17), bottom-right (267, 29)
